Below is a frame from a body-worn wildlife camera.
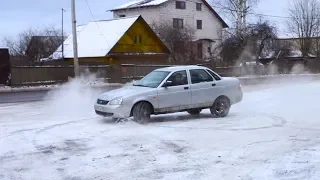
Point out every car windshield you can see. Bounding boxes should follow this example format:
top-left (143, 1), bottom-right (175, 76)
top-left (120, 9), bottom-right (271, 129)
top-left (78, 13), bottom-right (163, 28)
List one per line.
top-left (133, 71), bottom-right (170, 88)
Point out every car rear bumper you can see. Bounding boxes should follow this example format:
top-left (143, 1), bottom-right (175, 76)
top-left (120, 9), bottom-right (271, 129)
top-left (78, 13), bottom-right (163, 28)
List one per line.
top-left (236, 90), bottom-right (243, 103)
top-left (232, 90), bottom-right (243, 105)
top-left (94, 103), bottom-right (131, 118)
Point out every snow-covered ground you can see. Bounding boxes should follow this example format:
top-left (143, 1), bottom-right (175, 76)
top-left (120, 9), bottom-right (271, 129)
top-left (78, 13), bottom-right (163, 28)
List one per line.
top-left (1, 78), bottom-right (320, 180)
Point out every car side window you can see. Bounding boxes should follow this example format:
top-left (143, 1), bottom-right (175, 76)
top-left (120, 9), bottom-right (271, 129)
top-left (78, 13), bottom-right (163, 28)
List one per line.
top-left (190, 69), bottom-right (214, 84)
top-left (166, 70), bottom-right (188, 86)
top-left (206, 69), bottom-right (221, 81)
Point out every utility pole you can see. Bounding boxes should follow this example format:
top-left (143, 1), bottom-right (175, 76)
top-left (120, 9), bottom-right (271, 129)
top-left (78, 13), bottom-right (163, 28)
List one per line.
top-left (61, 8), bottom-right (66, 61)
top-left (71, 0), bottom-right (80, 77)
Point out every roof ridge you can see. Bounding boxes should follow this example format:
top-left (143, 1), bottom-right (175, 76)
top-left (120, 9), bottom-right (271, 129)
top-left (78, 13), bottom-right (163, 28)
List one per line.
top-left (89, 15), bottom-right (140, 23)
top-left (109, 0), bottom-right (168, 11)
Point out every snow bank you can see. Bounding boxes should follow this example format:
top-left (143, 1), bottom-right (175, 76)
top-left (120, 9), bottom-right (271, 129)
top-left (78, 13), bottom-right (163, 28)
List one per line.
top-left (238, 73), bottom-right (320, 86)
top-left (0, 84), bottom-right (59, 93)
top-left (0, 81), bottom-right (122, 93)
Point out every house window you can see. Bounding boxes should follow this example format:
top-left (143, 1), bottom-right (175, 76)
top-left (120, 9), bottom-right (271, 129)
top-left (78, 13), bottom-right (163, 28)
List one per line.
top-left (176, 1), bottom-right (186, 9)
top-left (119, 14), bottom-right (126, 17)
top-left (207, 46), bottom-right (211, 53)
top-left (173, 18), bottom-right (184, 28)
top-left (133, 35), bottom-right (142, 44)
top-left (196, 3), bottom-right (202, 11)
top-left (197, 43), bottom-right (203, 59)
top-left (197, 20), bottom-right (202, 29)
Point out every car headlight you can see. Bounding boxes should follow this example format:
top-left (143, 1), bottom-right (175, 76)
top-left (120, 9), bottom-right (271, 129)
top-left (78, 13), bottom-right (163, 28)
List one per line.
top-left (109, 97), bottom-right (123, 105)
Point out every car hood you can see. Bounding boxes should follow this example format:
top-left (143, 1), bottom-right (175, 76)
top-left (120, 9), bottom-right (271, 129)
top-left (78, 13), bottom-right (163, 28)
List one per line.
top-left (98, 85), bottom-right (154, 100)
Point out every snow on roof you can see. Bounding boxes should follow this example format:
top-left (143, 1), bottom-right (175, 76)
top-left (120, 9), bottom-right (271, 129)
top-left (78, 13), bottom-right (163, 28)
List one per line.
top-left (49, 16), bottom-right (140, 59)
top-left (155, 65), bottom-right (206, 71)
top-left (287, 50), bottom-right (316, 58)
top-left (239, 61), bottom-right (263, 66)
top-left (111, 0), bottom-right (168, 11)
top-left (258, 51), bottom-right (277, 59)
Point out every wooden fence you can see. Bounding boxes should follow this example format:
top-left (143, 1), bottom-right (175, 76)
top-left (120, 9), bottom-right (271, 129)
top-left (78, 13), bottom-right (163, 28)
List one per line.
top-left (9, 62), bottom-right (320, 86)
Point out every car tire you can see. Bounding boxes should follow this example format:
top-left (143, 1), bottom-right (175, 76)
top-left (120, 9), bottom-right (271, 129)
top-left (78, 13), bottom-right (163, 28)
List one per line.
top-left (210, 96), bottom-right (231, 118)
top-left (133, 102), bottom-right (152, 124)
top-left (187, 109), bottom-right (202, 115)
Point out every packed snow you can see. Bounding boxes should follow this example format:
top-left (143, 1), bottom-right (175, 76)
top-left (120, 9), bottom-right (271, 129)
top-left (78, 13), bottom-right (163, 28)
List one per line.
top-left (1, 77), bottom-right (320, 180)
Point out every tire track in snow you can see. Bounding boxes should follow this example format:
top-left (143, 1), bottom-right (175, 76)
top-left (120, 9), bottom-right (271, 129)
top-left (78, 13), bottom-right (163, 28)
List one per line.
top-left (242, 135), bottom-right (320, 179)
top-left (0, 128), bottom-right (37, 139)
top-left (147, 113), bottom-right (287, 132)
top-left (31, 117), bottom-right (97, 154)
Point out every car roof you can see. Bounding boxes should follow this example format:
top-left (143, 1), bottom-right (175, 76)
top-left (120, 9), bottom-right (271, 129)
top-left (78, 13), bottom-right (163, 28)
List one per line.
top-left (155, 65), bottom-right (208, 72)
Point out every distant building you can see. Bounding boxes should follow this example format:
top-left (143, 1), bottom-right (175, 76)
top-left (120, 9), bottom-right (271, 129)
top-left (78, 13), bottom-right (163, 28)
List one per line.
top-left (49, 15), bottom-right (170, 64)
top-left (259, 37), bottom-right (318, 62)
top-left (26, 36), bottom-right (62, 62)
top-left (258, 37), bottom-right (320, 73)
top-left (109, 0), bottom-right (228, 61)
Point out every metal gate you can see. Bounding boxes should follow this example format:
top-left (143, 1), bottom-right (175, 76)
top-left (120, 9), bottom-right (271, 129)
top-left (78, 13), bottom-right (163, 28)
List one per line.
top-left (0, 48), bottom-right (10, 85)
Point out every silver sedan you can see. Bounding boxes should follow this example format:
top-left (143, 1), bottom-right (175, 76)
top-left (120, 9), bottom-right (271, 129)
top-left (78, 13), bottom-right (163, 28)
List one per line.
top-left (94, 65), bottom-right (243, 123)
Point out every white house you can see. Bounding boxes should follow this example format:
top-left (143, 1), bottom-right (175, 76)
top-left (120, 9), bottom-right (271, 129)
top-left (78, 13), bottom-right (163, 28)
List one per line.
top-left (109, 0), bottom-right (228, 60)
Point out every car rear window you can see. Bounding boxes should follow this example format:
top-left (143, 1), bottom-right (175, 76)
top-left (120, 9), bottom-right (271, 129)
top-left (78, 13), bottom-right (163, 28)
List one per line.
top-left (206, 69), bottom-right (221, 81)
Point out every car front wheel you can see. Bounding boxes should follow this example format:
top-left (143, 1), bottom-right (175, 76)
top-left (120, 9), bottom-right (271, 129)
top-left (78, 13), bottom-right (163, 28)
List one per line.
top-left (132, 102), bottom-right (152, 124)
top-left (210, 97), bottom-right (231, 118)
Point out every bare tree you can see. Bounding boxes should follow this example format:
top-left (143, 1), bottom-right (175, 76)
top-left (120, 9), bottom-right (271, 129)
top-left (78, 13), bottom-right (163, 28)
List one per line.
top-left (3, 28), bottom-right (37, 57)
top-left (212, 0), bottom-right (260, 35)
top-left (151, 21), bottom-right (196, 63)
top-left (248, 21), bottom-right (277, 63)
top-left (3, 25), bottom-right (64, 62)
top-left (287, 0), bottom-right (320, 57)
top-left (219, 31), bottom-right (247, 66)
top-left (219, 20), bottom-right (277, 66)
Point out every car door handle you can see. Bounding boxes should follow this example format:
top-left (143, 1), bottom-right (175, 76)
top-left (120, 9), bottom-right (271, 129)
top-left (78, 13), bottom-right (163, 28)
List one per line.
top-left (184, 87), bottom-right (189, 90)
top-left (212, 84), bottom-right (216, 86)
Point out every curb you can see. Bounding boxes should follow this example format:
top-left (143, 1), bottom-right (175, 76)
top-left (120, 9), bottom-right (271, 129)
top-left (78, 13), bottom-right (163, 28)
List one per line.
top-left (0, 83), bottom-right (123, 93)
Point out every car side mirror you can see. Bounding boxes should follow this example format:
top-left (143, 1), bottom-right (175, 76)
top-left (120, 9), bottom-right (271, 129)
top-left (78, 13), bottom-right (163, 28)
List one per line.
top-left (163, 80), bottom-right (172, 87)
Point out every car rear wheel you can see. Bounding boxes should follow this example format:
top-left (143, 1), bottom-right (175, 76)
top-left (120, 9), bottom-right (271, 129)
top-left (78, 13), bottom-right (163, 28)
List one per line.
top-left (132, 102), bottom-right (152, 124)
top-left (187, 109), bottom-right (202, 115)
top-left (210, 97), bottom-right (231, 118)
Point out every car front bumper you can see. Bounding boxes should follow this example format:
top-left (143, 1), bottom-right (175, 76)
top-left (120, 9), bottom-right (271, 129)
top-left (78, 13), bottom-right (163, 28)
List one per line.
top-left (94, 103), bottom-right (131, 119)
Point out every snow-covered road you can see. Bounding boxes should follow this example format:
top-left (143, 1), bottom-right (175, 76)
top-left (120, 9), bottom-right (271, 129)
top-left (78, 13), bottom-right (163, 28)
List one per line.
top-left (1, 80), bottom-right (320, 180)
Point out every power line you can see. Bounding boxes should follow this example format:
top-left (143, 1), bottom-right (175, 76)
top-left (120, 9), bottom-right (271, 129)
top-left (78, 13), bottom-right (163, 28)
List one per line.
top-left (85, 0), bottom-right (110, 47)
top-left (210, 4), bottom-right (291, 19)
top-left (211, 4), bottom-right (320, 20)
top-left (185, 0), bottom-right (292, 21)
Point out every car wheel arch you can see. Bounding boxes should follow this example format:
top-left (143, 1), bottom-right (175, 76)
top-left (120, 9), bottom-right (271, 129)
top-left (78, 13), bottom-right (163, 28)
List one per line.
top-left (214, 95), bottom-right (231, 105)
top-left (130, 101), bottom-right (155, 117)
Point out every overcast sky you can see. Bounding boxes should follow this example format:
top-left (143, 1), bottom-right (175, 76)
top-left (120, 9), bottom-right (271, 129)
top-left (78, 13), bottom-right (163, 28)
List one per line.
top-left (0, 0), bottom-right (290, 42)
